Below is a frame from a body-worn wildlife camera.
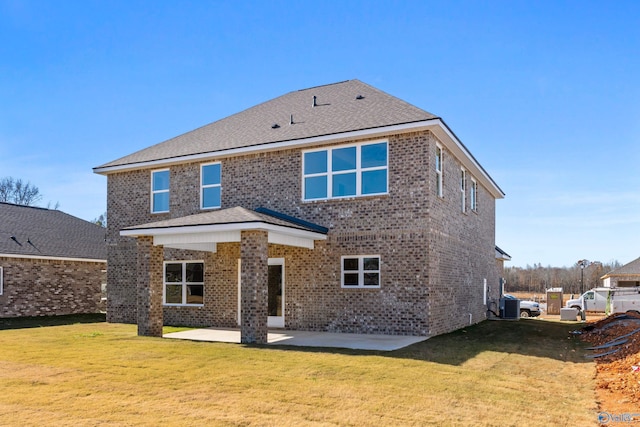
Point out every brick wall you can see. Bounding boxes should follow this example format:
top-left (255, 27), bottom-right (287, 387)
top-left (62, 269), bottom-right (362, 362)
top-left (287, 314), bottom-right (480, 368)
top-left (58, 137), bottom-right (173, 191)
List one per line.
top-left (0, 256), bottom-right (105, 318)
top-left (105, 129), bottom-right (499, 336)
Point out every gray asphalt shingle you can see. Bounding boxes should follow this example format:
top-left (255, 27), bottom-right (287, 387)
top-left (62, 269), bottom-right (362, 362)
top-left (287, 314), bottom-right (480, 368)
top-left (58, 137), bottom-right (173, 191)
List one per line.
top-left (96, 79), bottom-right (438, 169)
top-left (0, 202), bottom-right (106, 260)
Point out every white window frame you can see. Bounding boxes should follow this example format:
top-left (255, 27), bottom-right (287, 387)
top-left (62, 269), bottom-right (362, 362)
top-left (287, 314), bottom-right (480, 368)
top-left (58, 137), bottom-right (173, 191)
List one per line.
top-left (200, 162), bottom-right (222, 210)
top-left (435, 144), bottom-right (444, 198)
top-left (163, 261), bottom-right (204, 306)
top-left (302, 140), bottom-right (388, 201)
top-left (460, 168), bottom-right (467, 213)
top-left (340, 255), bottom-right (381, 289)
top-left (151, 168), bottom-right (170, 214)
top-left (470, 177), bottom-right (478, 212)
top-left (0, 266), bottom-right (3, 295)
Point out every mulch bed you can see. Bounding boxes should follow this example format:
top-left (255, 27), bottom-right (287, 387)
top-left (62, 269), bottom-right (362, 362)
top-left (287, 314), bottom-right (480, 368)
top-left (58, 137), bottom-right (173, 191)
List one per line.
top-left (579, 312), bottom-right (640, 417)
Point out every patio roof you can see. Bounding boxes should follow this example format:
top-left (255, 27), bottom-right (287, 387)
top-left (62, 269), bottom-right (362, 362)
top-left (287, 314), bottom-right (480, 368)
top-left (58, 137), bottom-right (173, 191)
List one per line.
top-left (120, 206), bottom-right (328, 251)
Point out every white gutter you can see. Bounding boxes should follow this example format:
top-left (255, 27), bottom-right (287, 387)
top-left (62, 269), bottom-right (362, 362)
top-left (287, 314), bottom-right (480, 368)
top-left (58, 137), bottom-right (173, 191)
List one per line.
top-left (0, 253), bottom-right (106, 263)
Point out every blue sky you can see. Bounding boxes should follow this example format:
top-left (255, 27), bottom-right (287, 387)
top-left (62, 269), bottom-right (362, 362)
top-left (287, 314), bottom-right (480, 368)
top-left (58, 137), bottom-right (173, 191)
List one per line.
top-left (1, 0), bottom-right (639, 267)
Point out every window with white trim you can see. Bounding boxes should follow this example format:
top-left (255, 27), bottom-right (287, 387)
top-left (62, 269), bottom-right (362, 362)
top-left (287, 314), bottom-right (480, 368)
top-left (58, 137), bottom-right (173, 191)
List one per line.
top-left (151, 169), bottom-right (170, 213)
top-left (164, 261), bottom-right (204, 306)
top-left (303, 141), bottom-right (388, 200)
top-left (470, 178), bottom-right (478, 211)
top-left (201, 163), bottom-right (221, 209)
top-left (341, 255), bottom-right (381, 288)
top-left (460, 168), bottom-right (466, 213)
top-left (435, 144), bottom-right (443, 198)
top-left (0, 266), bottom-right (3, 295)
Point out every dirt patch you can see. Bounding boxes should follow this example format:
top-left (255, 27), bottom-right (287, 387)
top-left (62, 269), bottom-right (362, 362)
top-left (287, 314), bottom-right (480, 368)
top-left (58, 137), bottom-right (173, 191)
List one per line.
top-left (579, 312), bottom-right (640, 421)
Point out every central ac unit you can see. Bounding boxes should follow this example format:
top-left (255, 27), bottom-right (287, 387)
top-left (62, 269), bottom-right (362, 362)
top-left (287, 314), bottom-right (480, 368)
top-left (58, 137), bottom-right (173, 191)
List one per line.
top-left (499, 298), bottom-right (520, 320)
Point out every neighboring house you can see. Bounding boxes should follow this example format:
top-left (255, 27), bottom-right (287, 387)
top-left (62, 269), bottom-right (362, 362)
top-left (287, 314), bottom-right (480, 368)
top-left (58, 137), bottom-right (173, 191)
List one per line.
top-left (0, 202), bottom-right (107, 317)
top-left (94, 79), bottom-right (505, 344)
top-left (601, 257), bottom-right (640, 288)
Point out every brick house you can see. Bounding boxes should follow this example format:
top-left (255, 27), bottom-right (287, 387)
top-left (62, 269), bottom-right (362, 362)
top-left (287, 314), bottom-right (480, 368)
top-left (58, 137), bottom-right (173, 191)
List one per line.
top-left (94, 80), bottom-right (505, 343)
top-left (0, 202), bottom-right (107, 317)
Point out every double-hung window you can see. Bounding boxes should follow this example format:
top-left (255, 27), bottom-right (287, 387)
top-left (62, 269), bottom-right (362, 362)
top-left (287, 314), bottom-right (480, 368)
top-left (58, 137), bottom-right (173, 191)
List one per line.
top-left (303, 141), bottom-right (388, 200)
top-left (201, 163), bottom-right (221, 209)
top-left (435, 144), bottom-right (443, 198)
top-left (151, 169), bottom-right (170, 213)
top-left (341, 255), bottom-right (381, 288)
top-left (470, 178), bottom-right (478, 211)
top-left (164, 261), bottom-right (204, 306)
top-left (460, 168), bottom-right (467, 213)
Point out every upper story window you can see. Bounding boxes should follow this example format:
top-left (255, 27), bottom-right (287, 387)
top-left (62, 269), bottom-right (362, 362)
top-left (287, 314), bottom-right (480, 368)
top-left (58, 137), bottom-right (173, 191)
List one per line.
top-left (201, 163), bottom-right (221, 210)
top-left (341, 255), bottom-right (381, 288)
top-left (460, 168), bottom-right (467, 213)
top-left (435, 144), bottom-right (443, 198)
top-left (470, 178), bottom-right (478, 211)
top-left (303, 141), bottom-right (388, 201)
top-left (164, 261), bottom-right (204, 306)
top-left (151, 169), bottom-right (170, 213)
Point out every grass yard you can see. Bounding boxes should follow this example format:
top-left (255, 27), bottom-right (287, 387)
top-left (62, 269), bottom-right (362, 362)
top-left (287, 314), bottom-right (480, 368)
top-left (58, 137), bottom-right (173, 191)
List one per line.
top-left (0, 315), bottom-right (598, 426)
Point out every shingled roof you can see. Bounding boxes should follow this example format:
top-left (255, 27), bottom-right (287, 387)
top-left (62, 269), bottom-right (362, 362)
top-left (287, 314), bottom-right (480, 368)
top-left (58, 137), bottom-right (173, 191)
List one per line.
top-left (95, 79), bottom-right (438, 171)
top-left (94, 79), bottom-right (504, 199)
top-left (601, 257), bottom-right (640, 278)
top-left (0, 202), bottom-right (106, 261)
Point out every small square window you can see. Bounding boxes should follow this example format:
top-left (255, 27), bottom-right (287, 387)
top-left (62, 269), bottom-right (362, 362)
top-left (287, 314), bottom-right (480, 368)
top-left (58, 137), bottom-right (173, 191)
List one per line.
top-left (341, 256), bottom-right (381, 288)
top-left (164, 261), bottom-right (205, 306)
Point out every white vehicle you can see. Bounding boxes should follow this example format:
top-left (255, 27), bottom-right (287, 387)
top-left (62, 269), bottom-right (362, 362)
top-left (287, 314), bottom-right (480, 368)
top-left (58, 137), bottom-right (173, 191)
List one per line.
top-left (566, 288), bottom-right (610, 313)
top-left (566, 287), bottom-right (640, 315)
top-left (608, 288), bottom-right (640, 315)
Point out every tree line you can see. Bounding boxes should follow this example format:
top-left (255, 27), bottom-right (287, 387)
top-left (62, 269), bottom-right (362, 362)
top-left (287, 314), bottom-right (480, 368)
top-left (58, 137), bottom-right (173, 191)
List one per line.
top-left (503, 261), bottom-right (622, 296)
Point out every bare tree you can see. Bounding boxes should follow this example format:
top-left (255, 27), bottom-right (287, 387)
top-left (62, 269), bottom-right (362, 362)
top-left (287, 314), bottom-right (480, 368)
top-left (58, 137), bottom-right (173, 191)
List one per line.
top-left (0, 177), bottom-right (42, 206)
top-left (92, 212), bottom-right (107, 228)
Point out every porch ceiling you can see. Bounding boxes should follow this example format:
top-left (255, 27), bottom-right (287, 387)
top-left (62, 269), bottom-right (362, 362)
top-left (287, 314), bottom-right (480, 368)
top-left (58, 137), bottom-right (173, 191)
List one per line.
top-left (120, 206), bottom-right (328, 251)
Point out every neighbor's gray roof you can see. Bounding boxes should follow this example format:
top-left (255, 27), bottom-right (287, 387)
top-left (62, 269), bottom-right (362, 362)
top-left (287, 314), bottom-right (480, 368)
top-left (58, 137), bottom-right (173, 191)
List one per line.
top-left (602, 257), bottom-right (640, 278)
top-left (0, 202), bottom-right (106, 260)
top-left (122, 206), bottom-right (328, 235)
top-left (96, 79), bottom-right (438, 170)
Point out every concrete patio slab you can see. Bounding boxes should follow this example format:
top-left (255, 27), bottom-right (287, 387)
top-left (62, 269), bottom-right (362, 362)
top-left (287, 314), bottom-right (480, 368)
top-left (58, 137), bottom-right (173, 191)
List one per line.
top-left (164, 328), bottom-right (428, 351)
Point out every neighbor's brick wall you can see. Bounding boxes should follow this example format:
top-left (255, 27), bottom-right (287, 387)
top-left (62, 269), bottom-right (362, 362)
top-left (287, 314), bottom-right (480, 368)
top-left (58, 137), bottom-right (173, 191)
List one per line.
top-left (106, 129), bottom-right (498, 337)
top-left (0, 256), bottom-right (105, 318)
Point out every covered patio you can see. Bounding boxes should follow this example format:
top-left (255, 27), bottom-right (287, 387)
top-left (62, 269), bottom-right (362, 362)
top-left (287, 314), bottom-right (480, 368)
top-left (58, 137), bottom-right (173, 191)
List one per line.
top-left (121, 206), bottom-right (328, 344)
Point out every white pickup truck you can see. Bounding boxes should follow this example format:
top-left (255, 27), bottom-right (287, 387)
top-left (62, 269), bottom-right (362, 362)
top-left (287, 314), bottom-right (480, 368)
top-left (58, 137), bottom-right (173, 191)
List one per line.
top-left (565, 287), bottom-right (640, 315)
top-left (566, 288), bottom-right (609, 313)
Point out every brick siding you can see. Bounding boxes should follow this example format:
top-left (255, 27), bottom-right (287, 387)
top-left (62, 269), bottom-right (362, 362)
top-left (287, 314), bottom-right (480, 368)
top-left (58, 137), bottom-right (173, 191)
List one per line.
top-left (0, 257), bottom-right (105, 318)
top-left (106, 129), bottom-right (500, 337)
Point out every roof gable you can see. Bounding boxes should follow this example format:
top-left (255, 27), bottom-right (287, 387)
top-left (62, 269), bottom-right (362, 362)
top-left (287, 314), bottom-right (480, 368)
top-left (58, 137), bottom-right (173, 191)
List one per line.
top-left (95, 80), bottom-right (437, 170)
top-left (0, 202), bottom-right (106, 261)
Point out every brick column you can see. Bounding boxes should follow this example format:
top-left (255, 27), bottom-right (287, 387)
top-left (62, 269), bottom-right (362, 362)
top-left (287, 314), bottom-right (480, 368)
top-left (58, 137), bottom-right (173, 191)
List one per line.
top-left (137, 236), bottom-right (164, 337)
top-left (240, 230), bottom-right (269, 344)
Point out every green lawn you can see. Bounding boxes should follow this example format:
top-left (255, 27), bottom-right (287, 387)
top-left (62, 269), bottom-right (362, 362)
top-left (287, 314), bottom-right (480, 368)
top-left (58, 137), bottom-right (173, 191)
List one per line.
top-left (0, 315), bottom-right (597, 426)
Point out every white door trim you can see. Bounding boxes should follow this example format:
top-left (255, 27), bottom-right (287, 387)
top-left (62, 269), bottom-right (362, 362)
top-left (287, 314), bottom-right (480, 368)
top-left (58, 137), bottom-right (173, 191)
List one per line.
top-left (237, 258), bottom-right (285, 328)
